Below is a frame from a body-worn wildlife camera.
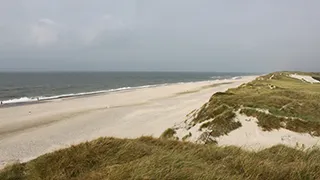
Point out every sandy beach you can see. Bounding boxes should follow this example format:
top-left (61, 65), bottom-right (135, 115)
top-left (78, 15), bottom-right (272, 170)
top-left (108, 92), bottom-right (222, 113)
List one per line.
top-left (0, 76), bottom-right (256, 167)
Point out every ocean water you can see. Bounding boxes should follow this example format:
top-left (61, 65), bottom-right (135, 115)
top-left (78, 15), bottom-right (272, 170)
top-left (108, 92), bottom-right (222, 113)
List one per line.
top-left (0, 72), bottom-right (249, 105)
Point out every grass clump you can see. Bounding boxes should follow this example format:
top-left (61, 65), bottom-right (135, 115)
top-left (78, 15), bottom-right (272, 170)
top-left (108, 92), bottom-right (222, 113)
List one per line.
top-left (240, 108), bottom-right (320, 135)
top-left (1, 137), bottom-right (320, 180)
top-left (190, 102), bottom-right (240, 137)
top-left (160, 128), bottom-right (177, 140)
top-left (0, 164), bottom-right (26, 180)
top-left (192, 104), bottom-right (230, 124)
top-left (200, 110), bottom-right (240, 137)
top-left (240, 109), bottom-right (283, 131)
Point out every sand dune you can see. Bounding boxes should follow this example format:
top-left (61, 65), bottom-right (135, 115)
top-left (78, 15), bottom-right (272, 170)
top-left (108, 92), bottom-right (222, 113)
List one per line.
top-left (0, 76), bottom-right (256, 168)
top-left (289, 74), bottom-right (320, 83)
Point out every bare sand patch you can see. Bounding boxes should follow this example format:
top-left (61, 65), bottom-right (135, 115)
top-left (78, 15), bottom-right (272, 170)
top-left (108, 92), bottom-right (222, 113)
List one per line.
top-left (289, 74), bottom-right (320, 83)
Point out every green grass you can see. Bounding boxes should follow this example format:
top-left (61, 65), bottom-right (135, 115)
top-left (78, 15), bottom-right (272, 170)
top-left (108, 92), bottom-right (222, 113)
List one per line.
top-left (1, 137), bottom-right (320, 180)
top-left (189, 72), bottom-right (320, 137)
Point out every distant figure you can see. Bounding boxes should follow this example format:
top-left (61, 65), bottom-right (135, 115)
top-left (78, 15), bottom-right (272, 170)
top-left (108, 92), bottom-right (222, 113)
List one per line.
top-left (0, 101), bottom-right (2, 105)
top-left (37, 97), bottom-right (39, 101)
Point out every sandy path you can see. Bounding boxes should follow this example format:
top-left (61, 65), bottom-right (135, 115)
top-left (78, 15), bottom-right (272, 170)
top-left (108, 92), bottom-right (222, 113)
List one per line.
top-left (0, 76), bottom-right (256, 167)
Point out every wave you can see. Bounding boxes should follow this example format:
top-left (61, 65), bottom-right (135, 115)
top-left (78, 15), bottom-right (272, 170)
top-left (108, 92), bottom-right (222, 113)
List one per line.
top-left (1, 97), bottom-right (39, 104)
top-left (231, 76), bottom-right (242, 80)
top-left (0, 84), bottom-right (165, 105)
top-left (211, 76), bottom-right (243, 81)
top-left (0, 76), bottom-right (241, 105)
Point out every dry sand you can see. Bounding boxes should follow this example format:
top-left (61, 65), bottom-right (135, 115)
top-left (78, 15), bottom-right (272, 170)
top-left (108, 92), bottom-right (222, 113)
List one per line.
top-left (289, 74), bottom-right (320, 83)
top-left (216, 112), bottom-right (320, 150)
top-left (174, 109), bottom-right (320, 150)
top-left (0, 76), bottom-right (256, 168)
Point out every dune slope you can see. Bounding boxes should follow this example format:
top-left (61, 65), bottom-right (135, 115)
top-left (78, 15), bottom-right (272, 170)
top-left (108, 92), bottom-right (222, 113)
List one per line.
top-left (1, 137), bottom-right (320, 180)
top-left (172, 72), bottom-right (320, 149)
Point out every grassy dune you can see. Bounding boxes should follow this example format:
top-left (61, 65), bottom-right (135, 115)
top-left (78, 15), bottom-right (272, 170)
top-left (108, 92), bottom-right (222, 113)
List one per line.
top-left (189, 72), bottom-right (320, 139)
top-left (1, 137), bottom-right (320, 180)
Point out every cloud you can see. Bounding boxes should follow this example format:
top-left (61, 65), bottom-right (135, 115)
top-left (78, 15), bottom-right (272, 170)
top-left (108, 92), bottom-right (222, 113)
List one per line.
top-left (81, 14), bottom-right (127, 43)
top-left (30, 18), bottom-right (60, 46)
top-left (1, 0), bottom-right (320, 72)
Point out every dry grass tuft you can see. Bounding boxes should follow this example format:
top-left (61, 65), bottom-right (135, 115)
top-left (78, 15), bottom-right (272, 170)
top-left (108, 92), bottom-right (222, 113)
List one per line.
top-left (160, 128), bottom-right (177, 140)
top-left (1, 137), bottom-right (320, 180)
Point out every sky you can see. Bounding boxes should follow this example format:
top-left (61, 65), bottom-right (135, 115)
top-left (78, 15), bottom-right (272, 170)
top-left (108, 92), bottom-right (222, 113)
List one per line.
top-left (0, 0), bottom-right (320, 72)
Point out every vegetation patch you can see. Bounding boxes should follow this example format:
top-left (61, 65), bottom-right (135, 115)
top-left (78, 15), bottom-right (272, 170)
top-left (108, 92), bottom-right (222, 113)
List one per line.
top-left (240, 108), bottom-right (320, 135)
top-left (192, 104), bottom-right (230, 124)
top-left (1, 137), bottom-right (320, 180)
top-left (189, 72), bottom-right (320, 137)
top-left (312, 76), bottom-right (320, 82)
top-left (199, 110), bottom-right (240, 137)
top-left (160, 128), bottom-right (177, 140)
top-left (240, 108), bottom-right (283, 131)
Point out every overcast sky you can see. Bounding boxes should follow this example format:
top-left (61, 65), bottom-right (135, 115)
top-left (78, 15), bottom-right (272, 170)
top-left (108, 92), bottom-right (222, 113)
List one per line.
top-left (1, 0), bottom-right (320, 72)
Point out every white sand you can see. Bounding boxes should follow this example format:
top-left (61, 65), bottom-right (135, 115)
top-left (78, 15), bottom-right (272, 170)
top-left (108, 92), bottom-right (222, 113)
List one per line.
top-left (175, 111), bottom-right (320, 150)
top-left (0, 76), bottom-right (256, 168)
top-left (289, 74), bottom-right (319, 83)
top-left (175, 110), bottom-right (320, 150)
top-left (217, 112), bottom-right (320, 150)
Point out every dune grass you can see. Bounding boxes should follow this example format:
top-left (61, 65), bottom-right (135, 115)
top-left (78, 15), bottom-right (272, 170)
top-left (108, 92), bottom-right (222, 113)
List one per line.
top-left (240, 108), bottom-right (320, 135)
top-left (160, 128), bottom-right (177, 140)
top-left (199, 109), bottom-right (240, 137)
top-left (189, 72), bottom-right (320, 138)
top-left (1, 137), bottom-right (320, 180)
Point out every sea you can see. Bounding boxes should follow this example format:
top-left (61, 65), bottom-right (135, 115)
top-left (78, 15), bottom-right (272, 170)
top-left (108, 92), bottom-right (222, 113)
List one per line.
top-left (0, 72), bottom-right (251, 105)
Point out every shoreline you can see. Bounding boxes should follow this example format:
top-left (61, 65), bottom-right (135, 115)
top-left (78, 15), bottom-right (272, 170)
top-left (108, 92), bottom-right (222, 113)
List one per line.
top-left (0, 77), bottom-right (241, 108)
top-left (0, 76), bottom-right (257, 168)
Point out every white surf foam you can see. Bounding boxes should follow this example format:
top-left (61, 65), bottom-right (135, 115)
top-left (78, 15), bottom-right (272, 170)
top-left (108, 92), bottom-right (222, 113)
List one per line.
top-left (0, 76), bottom-right (239, 105)
top-left (0, 84), bottom-right (166, 105)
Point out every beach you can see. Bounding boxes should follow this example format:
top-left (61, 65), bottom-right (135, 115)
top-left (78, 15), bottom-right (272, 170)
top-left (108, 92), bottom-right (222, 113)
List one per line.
top-left (0, 76), bottom-right (256, 167)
